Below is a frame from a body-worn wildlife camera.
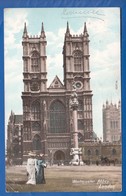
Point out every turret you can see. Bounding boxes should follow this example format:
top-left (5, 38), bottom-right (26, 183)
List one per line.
top-left (83, 22), bottom-right (89, 37)
top-left (106, 100), bottom-right (109, 108)
top-left (22, 22), bottom-right (28, 38)
top-left (65, 21), bottom-right (71, 37)
top-left (40, 22), bottom-right (46, 38)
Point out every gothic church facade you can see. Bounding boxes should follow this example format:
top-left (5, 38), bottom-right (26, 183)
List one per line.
top-left (22, 22), bottom-right (93, 162)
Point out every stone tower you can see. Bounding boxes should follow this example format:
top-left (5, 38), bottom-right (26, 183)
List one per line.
top-left (22, 23), bottom-right (47, 160)
top-left (103, 101), bottom-right (121, 142)
top-left (63, 22), bottom-right (93, 141)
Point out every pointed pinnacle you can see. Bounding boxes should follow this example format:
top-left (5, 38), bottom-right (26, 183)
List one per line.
top-left (41, 22), bottom-right (44, 33)
top-left (24, 22), bottom-right (27, 34)
top-left (84, 22), bottom-right (87, 33)
top-left (40, 22), bottom-right (46, 38)
top-left (23, 22), bottom-right (28, 38)
top-left (66, 21), bottom-right (70, 33)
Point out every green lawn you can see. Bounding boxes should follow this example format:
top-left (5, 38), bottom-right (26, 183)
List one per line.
top-left (6, 165), bottom-right (122, 192)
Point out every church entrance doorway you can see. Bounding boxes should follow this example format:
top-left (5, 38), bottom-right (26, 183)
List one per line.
top-left (53, 150), bottom-right (65, 164)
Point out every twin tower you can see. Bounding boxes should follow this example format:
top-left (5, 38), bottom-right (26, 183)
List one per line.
top-left (22, 22), bottom-right (93, 162)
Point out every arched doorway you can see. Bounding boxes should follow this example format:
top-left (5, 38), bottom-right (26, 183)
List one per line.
top-left (53, 150), bottom-right (65, 164)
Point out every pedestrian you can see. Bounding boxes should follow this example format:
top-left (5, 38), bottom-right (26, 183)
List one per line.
top-left (26, 152), bottom-right (37, 185)
top-left (36, 154), bottom-right (47, 184)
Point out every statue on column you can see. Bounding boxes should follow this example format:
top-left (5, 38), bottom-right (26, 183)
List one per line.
top-left (70, 81), bottom-right (79, 110)
top-left (69, 81), bottom-right (83, 166)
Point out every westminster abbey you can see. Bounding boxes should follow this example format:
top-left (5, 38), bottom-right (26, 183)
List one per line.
top-left (7, 22), bottom-right (94, 163)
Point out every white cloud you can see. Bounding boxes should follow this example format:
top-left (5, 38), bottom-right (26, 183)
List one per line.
top-left (5, 56), bottom-right (22, 72)
top-left (4, 9), bottom-right (28, 54)
top-left (47, 53), bottom-right (62, 67)
top-left (46, 32), bottom-right (57, 45)
top-left (4, 9), bottom-right (28, 34)
top-left (90, 41), bottom-right (120, 71)
top-left (46, 27), bottom-right (65, 51)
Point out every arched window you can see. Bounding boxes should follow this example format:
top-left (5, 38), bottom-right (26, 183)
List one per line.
top-left (31, 52), bottom-right (40, 72)
top-left (13, 145), bottom-right (19, 157)
top-left (74, 51), bottom-right (82, 71)
top-left (13, 139), bottom-right (19, 157)
top-left (78, 120), bottom-right (83, 130)
top-left (14, 127), bottom-right (19, 136)
top-left (78, 100), bottom-right (83, 111)
top-left (32, 122), bottom-right (40, 132)
top-left (112, 148), bottom-right (116, 155)
top-left (49, 100), bottom-right (66, 133)
top-left (87, 149), bottom-right (91, 156)
top-left (31, 101), bottom-right (40, 120)
top-left (33, 134), bottom-right (41, 150)
top-left (95, 149), bottom-right (99, 156)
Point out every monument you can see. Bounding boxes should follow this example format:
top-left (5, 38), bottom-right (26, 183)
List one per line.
top-left (69, 83), bottom-right (83, 165)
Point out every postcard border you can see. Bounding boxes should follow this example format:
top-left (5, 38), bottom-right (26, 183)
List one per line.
top-left (0, 0), bottom-right (126, 196)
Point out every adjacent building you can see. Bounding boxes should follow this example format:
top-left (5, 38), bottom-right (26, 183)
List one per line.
top-left (80, 141), bottom-right (122, 164)
top-left (6, 111), bottom-right (23, 164)
top-left (103, 101), bottom-right (121, 142)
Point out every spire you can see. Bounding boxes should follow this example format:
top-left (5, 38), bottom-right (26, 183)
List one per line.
top-left (83, 22), bottom-right (89, 36)
top-left (65, 21), bottom-right (70, 37)
top-left (84, 22), bottom-right (87, 33)
top-left (66, 21), bottom-right (70, 33)
top-left (23, 22), bottom-right (28, 38)
top-left (40, 22), bottom-right (46, 38)
top-left (9, 110), bottom-right (14, 122)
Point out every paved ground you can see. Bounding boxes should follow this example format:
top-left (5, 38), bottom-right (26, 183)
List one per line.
top-left (6, 165), bottom-right (122, 192)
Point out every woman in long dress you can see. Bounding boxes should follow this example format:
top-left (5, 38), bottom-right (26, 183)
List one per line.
top-left (36, 154), bottom-right (47, 184)
top-left (26, 152), bottom-right (37, 185)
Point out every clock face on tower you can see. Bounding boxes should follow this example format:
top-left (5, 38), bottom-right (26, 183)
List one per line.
top-left (75, 81), bottom-right (83, 89)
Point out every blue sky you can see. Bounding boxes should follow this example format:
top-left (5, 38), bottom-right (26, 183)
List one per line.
top-left (4, 8), bottom-right (121, 140)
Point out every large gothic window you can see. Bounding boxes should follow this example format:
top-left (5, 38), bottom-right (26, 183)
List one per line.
top-left (74, 51), bottom-right (82, 71)
top-left (33, 134), bottom-right (41, 150)
top-left (49, 101), bottom-right (66, 133)
top-left (31, 52), bottom-right (40, 72)
top-left (31, 101), bottom-right (40, 120)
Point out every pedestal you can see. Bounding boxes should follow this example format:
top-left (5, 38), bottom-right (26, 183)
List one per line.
top-left (70, 148), bottom-right (84, 166)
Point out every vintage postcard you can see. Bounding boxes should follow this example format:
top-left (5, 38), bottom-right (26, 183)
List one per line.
top-left (4, 7), bottom-right (122, 192)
